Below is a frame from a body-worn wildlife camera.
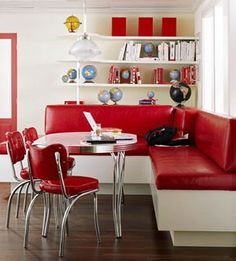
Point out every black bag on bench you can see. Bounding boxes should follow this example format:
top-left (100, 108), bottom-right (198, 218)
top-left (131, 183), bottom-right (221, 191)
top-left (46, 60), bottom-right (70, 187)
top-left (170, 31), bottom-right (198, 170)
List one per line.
top-left (144, 126), bottom-right (190, 146)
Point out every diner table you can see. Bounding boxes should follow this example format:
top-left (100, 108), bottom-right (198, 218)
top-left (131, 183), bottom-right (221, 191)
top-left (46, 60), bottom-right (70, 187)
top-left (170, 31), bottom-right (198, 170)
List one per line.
top-left (33, 131), bottom-right (137, 238)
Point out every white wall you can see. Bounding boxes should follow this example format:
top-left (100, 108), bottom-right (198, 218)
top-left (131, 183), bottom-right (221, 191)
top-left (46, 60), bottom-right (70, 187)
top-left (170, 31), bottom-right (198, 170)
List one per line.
top-left (0, 11), bottom-right (195, 134)
top-left (195, 0), bottom-right (236, 116)
top-left (228, 0), bottom-right (236, 116)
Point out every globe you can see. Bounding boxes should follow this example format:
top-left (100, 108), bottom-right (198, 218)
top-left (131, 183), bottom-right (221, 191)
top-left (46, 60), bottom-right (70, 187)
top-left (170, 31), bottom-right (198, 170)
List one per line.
top-left (169, 69), bottom-right (180, 81)
top-left (67, 68), bottom-right (77, 83)
top-left (64, 15), bottom-right (81, 33)
top-left (110, 87), bottom-right (123, 104)
top-left (98, 89), bottom-right (110, 105)
top-left (147, 90), bottom-right (155, 99)
top-left (169, 82), bottom-right (191, 107)
top-left (82, 65), bottom-right (97, 83)
top-left (121, 69), bottom-right (130, 80)
top-left (143, 43), bottom-right (154, 56)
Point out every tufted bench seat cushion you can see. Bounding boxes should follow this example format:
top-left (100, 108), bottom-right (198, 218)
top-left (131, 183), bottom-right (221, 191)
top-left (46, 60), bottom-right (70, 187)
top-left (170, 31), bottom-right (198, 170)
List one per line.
top-left (149, 146), bottom-right (236, 190)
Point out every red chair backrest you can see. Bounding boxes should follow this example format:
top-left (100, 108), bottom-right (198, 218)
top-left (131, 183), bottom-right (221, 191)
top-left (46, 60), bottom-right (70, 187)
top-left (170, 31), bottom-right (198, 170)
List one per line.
top-left (28, 143), bottom-right (68, 181)
top-left (22, 127), bottom-right (39, 147)
top-left (5, 131), bottom-right (26, 164)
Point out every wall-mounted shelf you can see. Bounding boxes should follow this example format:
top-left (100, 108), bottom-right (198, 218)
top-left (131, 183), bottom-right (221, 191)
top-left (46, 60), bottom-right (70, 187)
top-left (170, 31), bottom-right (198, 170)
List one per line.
top-left (59, 33), bottom-right (199, 103)
top-left (61, 83), bottom-right (197, 88)
top-left (59, 59), bottom-right (199, 65)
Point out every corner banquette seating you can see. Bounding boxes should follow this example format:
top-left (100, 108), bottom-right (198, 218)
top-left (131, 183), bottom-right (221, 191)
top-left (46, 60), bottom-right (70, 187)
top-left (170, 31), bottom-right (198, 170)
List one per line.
top-left (44, 104), bottom-right (236, 247)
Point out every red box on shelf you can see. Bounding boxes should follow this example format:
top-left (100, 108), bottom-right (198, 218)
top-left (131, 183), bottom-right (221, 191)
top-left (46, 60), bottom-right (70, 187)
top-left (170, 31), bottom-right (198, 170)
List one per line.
top-left (162, 17), bottom-right (177, 36)
top-left (112, 17), bottom-right (126, 36)
top-left (138, 17), bottom-right (153, 36)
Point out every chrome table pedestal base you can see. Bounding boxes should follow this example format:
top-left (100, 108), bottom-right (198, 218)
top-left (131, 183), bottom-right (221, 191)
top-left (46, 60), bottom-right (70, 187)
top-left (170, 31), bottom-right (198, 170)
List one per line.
top-left (111, 151), bottom-right (126, 238)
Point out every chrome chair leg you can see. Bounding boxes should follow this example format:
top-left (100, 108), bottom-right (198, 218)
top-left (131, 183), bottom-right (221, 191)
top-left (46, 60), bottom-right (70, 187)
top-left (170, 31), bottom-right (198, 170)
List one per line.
top-left (53, 194), bottom-right (60, 229)
top-left (93, 192), bottom-right (101, 243)
top-left (59, 190), bottom-right (100, 257)
top-left (23, 193), bottom-right (41, 248)
top-left (15, 183), bottom-right (24, 218)
top-left (42, 193), bottom-right (51, 238)
top-left (23, 182), bottom-right (30, 213)
top-left (6, 180), bottom-right (30, 228)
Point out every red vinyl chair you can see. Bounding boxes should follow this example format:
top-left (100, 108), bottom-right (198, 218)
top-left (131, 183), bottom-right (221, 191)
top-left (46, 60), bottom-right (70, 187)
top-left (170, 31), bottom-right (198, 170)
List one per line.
top-left (5, 131), bottom-right (31, 228)
top-left (22, 127), bottom-right (75, 174)
top-left (24, 143), bottom-right (100, 257)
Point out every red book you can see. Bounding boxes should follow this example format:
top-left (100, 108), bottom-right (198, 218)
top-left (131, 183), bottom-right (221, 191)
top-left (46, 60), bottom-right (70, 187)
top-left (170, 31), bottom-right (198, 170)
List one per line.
top-left (138, 17), bottom-right (153, 36)
top-left (162, 17), bottom-right (176, 36)
top-left (156, 68), bottom-right (164, 84)
top-left (112, 17), bottom-right (126, 36)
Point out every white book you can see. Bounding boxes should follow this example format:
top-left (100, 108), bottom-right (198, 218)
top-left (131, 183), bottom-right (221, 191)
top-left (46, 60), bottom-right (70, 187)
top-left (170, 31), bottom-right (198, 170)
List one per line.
top-left (134, 43), bottom-right (142, 60)
top-left (157, 42), bottom-right (164, 61)
top-left (118, 42), bottom-right (127, 60)
top-left (175, 41), bottom-right (181, 61)
top-left (125, 41), bottom-right (134, 61)
top-left (163, 42), bottom-right (169, 61)
top-left (180, 41), bottom-right (187, 61)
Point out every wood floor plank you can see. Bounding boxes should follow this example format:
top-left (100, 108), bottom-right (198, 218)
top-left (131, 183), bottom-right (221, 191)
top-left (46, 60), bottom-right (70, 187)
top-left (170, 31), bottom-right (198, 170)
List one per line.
top-left (0, 183), bottom-right (235, 261)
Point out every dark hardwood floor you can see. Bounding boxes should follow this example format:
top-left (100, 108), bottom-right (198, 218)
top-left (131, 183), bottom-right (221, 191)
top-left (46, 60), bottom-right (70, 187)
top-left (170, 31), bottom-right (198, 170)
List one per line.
top-left (0, 183), bottom-right (235, 261)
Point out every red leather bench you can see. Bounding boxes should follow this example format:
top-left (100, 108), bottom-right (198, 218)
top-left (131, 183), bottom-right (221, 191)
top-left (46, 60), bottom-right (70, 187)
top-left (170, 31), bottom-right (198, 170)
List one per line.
top-left (44, 104), bottom-right (236, 247)
top-left (150, 109), bottom-right (236, 190)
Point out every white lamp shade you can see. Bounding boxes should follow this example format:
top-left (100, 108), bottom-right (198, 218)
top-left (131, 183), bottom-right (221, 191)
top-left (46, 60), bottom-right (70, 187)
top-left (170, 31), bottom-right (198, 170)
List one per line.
top-left (69, 36), bottom-right (101, 60)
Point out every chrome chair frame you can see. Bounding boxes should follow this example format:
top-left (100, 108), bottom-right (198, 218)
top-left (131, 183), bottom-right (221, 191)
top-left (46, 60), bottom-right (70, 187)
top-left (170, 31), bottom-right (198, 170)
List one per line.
top-left (23, 146), bottom-right (100, 257)
top-left (5, 132), bottom-right (31, 228)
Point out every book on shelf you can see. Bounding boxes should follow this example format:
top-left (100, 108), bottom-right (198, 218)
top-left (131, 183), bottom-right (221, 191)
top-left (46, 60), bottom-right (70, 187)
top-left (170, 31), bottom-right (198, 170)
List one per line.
top-left (152, 68), bottom-right (164, 84)
top-left (108, 65), bottom-right (120, 84)
top-left (130, 66), bottom-right (136, 84)
top-left (112, 17), bottom-right (126, 36)
top-left (139, 99), bottom-right (157, 105)
top-left (138, 17), bottom-right (153, 36)
top-left (169, 41), bottom-right (175, 61)
top-left (118, 42), bottom-right (142, 61)
top-left (180, 65), bottom-right (197, 84)
top-left (162, 17), bottom-right (176, 37)
top-left (157, 42), bottom-right (169, 61)
top-left (136, 67), bottom-right (142, 84)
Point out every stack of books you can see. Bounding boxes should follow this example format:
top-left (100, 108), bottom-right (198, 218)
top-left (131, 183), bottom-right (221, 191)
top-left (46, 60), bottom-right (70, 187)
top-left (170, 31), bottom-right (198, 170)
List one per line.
top-left (139, 98), bottom-right (157, 105)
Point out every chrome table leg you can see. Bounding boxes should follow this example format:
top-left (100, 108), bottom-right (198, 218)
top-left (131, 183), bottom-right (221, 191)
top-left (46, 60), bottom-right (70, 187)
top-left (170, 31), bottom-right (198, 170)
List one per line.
top-left (111, 151), bottom-right (126, 238)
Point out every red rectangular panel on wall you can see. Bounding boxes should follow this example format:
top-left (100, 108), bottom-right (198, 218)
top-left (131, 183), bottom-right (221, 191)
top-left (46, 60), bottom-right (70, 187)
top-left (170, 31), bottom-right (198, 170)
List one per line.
top-left (162, 17), bottom-right (177, 36)
top-left (112, 17), bottom-right (126, 36)
top-left (138, 17), bottom-right (153, 36)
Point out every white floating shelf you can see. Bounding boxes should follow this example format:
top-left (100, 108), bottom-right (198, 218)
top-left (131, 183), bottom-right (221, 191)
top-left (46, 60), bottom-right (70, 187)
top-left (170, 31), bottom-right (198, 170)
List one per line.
top-left (59, 33), bottom-right (199, 41)
top-left (61, 83), bottom-right (197, 88)
top-left (59, 59), bottom-right (199, 65)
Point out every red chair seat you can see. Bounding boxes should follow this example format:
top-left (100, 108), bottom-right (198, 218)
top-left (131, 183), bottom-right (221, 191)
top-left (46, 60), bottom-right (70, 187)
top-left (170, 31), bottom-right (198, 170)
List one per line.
top-left (40, 176), bottom-right (99, 196)
top-left (20, 168), bottom-right (30, 180)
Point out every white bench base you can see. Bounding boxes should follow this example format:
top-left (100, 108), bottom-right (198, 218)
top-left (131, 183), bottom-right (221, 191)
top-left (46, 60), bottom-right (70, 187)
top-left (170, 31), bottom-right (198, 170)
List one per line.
top-left (150, 171), bottom-right (236, 247)
top-left (170, 231), bottom-right (236, 247)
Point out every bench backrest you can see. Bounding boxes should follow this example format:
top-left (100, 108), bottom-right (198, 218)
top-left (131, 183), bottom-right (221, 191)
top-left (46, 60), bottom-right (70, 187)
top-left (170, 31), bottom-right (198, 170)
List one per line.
top-left (194, 111), bottom-right (236, 172)
top-left (45, 105), bottom-right (175, 137)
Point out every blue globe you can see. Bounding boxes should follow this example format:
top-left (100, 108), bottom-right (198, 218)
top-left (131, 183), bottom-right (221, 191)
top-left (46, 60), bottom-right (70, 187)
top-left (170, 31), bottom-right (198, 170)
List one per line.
top-left (67, 68), bottom-right (77, 82)
top-left (98, 89), bottom-right (110, 104)
top-left (169, 69), bottom-right (180, 81)
top-left (147, 90), bottom-right (155, 99)
top-left (110, 87), bottom-right (123, 104)
top-left (82, 65), bottom-right (97, 82)
top-left (143, 43), bottom-right (154, 55)
top-left (121, 69), bottom-right (130, 80)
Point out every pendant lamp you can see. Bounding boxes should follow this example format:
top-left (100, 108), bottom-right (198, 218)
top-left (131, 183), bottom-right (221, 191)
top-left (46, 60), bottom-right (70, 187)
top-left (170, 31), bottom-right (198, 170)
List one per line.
top-left (69, 0), bottom-right (101, 60)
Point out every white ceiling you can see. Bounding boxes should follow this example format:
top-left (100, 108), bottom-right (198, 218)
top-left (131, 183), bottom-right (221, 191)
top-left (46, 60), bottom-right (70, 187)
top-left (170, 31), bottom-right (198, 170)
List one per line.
top-left (0, 0), bottom-right (204, 13)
